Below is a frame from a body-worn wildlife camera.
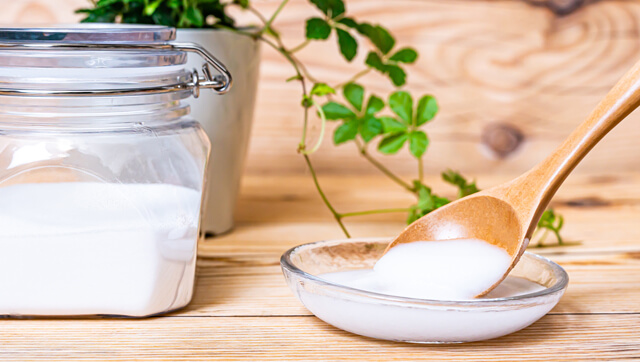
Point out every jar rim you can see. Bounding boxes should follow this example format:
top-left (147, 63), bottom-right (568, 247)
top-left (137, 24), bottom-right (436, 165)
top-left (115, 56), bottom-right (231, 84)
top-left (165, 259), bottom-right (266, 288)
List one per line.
top-left (0, 24), bottom-right (176, 44)
top-left (0, 24), bottom-right (184, 69)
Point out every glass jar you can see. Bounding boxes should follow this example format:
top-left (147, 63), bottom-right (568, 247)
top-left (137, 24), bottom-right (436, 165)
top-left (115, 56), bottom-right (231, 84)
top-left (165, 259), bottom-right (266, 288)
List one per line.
top-left (0, 25), bottom-right (231, 317)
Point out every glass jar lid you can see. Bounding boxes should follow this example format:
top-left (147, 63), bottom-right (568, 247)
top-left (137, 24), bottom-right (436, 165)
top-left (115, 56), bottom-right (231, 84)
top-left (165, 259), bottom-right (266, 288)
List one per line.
top-left (0, 24), bottom-right (176, 44)
top-left (0, 24), bottom-right (184, 69)
top-left (0, 24), bottom-right (231, 97)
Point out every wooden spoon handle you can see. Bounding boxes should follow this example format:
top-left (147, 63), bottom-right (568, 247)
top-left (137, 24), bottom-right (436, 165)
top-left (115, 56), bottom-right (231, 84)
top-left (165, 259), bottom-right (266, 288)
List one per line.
top-left (522, 59), bottom-right (640, 233)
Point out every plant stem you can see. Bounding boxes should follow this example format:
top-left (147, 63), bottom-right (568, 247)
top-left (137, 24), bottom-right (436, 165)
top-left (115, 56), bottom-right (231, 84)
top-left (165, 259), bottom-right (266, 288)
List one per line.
top-left (290, 39), bottom-right (310, 53)
top-left (264, 0), bottom-right (290, 33)
top-left (296, 63), bottom-right (319, 84)
top-left (340, 208), bottom-right (412, 218)
top-left (335, 68), bottom-right (371, 88)
top-left (247, 6), bottom-right (269, 25)
top-left (362, 150), bottom-right (414, 192)
top-left (418, 156), bottom-right (424, 183)
top-left (249, 15), bottom-right (347, 237)
top-left (554, 230), bottom-right (564, 245)
top-left (304, 154), bottom-right (351, 237)
top-left (259, 37), bottom-right (310, 150)
top-left (302, 98), bottom-right (327, 155)
top-left (249, 5), bottom-right (318, 84)
top-left (354, 140), bottom-right (414, 193)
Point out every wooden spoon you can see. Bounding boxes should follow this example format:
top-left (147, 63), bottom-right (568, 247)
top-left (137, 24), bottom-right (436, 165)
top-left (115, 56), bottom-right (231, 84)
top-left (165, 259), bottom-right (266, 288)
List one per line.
top-left (385, 58), bottom-right (640, 297)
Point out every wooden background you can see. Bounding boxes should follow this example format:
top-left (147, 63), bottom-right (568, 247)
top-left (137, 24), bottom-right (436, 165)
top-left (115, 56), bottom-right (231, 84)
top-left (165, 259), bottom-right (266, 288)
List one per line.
top-left (5, 0), bottom-right (640, 179)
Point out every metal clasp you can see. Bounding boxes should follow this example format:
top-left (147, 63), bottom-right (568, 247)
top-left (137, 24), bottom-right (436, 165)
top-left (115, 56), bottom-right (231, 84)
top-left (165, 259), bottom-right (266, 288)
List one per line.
top-left (0, 41), bottom-right (233, 97)
top-left (171, 42), bottom-right (232, 95)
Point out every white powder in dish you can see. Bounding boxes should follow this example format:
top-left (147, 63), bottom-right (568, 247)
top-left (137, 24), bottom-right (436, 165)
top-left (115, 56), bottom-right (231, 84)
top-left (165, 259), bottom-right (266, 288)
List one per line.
top-left (0, 182), bottom-right (201, 316)
top-left (320, 239), bottom-right (536, 300)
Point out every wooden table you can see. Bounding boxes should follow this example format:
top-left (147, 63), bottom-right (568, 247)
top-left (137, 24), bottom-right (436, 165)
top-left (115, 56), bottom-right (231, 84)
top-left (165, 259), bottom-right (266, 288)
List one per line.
top-left (1, 173), bottom-right (639, 360)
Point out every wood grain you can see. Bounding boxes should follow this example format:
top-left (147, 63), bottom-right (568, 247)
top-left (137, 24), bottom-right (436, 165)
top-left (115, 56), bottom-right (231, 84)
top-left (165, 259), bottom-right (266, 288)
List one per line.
top-left (0, 315), bottom-right (638, 361)
top-left (238, 0), bottom-right (640, 176)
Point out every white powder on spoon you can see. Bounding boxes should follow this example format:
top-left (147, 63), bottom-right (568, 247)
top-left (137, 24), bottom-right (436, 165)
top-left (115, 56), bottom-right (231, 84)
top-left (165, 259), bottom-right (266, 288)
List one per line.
top-left (320, 238), bottom-right (541, 300)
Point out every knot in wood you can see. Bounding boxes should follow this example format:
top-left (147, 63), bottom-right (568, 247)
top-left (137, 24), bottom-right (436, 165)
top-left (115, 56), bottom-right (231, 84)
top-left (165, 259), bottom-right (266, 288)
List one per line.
top-left (524, 0), bottom-right (588, 16)
top-left (482, 123), bottom-right (524, 159)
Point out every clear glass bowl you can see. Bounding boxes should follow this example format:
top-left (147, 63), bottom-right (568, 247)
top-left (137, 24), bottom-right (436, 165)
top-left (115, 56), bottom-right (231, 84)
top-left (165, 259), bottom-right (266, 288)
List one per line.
top-left (281, 237), bottom-right (568, 343)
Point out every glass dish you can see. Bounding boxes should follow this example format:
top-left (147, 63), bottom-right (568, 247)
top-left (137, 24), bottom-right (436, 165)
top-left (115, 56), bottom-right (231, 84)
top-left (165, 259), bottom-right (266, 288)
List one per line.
top-left (281, 237), bottom-right (568, 343)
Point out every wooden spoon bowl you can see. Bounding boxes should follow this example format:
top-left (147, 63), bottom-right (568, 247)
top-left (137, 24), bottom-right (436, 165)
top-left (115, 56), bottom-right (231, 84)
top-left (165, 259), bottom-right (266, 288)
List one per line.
top-left (391, 195), bottom-right (522, 257)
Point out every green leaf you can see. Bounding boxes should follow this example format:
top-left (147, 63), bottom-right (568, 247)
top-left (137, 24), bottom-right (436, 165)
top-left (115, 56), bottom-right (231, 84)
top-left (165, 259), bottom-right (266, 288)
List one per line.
top-left (378, 132), bottom-right (408, 154)
top-left (385, 64), bottom-right (406, 86)
top-left (309, 0), bottom-right (345, 18)
top-left (144, 0), bottom-right (163, 16)
top-left (441, 170), bottom-right (480, 198)
top-left (233, 0), bottom-right (249, 9)
top-left (322, 102), bottom-right (355, 120)
top-left (306, 18), bottom-right (332, 40)
top-left (334, 119), bottom-right (359, 144)
top-left (95, 0), bottom-right (124, 8)
top-left (417, 186), bottom-right (435, 211)
top-left (336, 29), bottom-right (357, 61)
top-left (357, 23), bottom-right (395, 54)
top-left (301, 96), bottom-right (312, 108)
top-left (184, 6), bottom-right (204, 27)
top-left (337, 17), bottom-right (358, 28)
top-left (406, 209), bottom-right (420, 224)
top-left (167, 0), bottom-right (181, 9)
top-left (408, 182), bottom-right (451, 224)
top-left (365, 95), bottom-right (384, 116)
top-left (379, 116), bottom-right (407, 134)
top-left (311, 83), bottom-right (336, 96)
top-left (408, 131), bottom-right (429, 158)
top-left (152, 9), bottom-right (176, 27)
top-left (415, 95), bottom-right (438, 126)
top-left (359, 116), bottom-right (383, 143)
top-left (536, 209), bottom-right (565, 245)
top-left (415, 183), bottom-right (450, 213)
top-left (343, 83), bottom-right (364, 111)
top-left (388, 91), bottom-right (413, 124)
top-left (389, 47), bottom-right (418, 63)
top-left (365, 51), bottom-right (385, 72)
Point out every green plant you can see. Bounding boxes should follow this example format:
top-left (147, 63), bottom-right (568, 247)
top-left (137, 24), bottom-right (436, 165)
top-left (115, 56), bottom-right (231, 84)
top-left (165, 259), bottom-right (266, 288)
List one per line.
top-left (77, 0), bottom-right (566, 246)
top-left (77, 0), bottom-right (239, 28)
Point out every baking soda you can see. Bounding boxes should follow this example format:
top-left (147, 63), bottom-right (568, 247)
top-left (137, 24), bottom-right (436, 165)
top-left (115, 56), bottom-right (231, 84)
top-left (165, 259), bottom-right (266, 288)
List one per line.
top-left (320, 239), bottom-right (537, 300)
top-left (0, 182), bottom-right (201, 316)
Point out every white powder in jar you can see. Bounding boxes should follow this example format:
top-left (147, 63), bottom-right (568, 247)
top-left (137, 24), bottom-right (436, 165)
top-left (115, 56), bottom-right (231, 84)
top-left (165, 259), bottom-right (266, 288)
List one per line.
top-left (0, 182), bottom-right (202, 316)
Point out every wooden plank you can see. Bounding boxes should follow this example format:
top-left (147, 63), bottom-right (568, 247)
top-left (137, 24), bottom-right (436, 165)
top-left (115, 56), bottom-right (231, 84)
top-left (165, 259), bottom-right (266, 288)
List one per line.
top-left (0, 315), bottom-right (638, 361)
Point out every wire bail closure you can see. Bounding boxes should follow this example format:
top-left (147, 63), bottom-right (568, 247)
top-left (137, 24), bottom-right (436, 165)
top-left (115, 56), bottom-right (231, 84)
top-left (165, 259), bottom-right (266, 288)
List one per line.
top-left (0, 41), bottom-right (232, 97)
